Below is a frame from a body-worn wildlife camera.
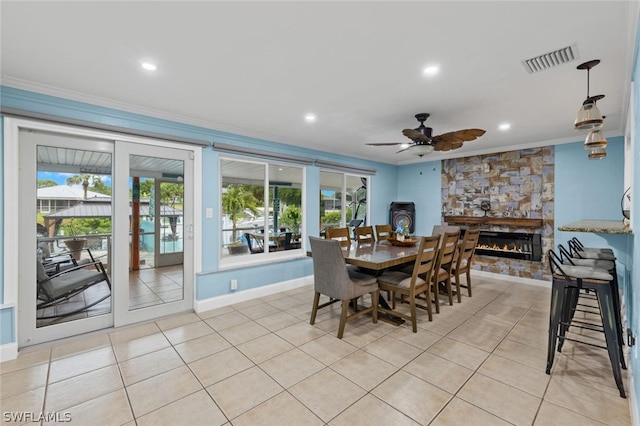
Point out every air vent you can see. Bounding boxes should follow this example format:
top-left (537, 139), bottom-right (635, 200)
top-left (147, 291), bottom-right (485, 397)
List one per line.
top-left (522, 45), bottom-right (577, 73)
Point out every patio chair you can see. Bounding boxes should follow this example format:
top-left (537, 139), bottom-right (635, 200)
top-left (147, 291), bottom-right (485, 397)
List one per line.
top-left (36, 257), bottom-right (111, 319)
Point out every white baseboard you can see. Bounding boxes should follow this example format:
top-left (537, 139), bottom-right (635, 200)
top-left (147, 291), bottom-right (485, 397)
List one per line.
top-left (629, 369), bottom-right (639, 426)
top-left (0, 342), bottom-right (18, 362)
top-left (195, 275), bottom-right (314, 313)
top-left (472, 269), bottom-right (551, 288)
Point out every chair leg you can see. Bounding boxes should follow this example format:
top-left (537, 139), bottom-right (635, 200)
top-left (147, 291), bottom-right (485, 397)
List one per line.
top-left (337, 300), bottom-right (350, 339)
top-left (432, 280), bottom-right (440, 313)
top-left (557, 286), bottom-right (579, 353)
top-left (610, 271), bottom-right (627, 369)
top-left (310, 291), bottom-right (320, 325)
top-left (454, 272), bottom-right (462, 303)
top-left (466, 269), bottom-right (472, 297)
top-left (409, 294), bottom-right (417, 333)
top-left (371, 290), bottom-right (379, 324)
top-left (597, 286), bottom-right (626, 398)
top-left (445, 278), bottom-right (454, 305)
top-left (424, 286), bottom-right (433, 322)
top-left (547, 279), bottom-right (565, 374)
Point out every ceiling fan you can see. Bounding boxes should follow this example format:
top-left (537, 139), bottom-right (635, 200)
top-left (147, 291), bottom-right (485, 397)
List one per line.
top-left (367, 113), bottom-right (486, 156)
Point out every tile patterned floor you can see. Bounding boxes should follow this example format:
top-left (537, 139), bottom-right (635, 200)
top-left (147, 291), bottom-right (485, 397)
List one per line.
top-left (2, 276), bottom-right (632, 425)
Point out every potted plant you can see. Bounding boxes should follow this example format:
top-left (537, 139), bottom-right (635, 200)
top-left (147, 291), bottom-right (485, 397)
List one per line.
top-left (222, 185), bottom-right (259, 255)
top-left (62, 218), bottom-right (87, 260)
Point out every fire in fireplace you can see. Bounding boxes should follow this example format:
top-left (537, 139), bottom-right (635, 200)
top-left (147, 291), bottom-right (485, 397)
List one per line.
top-left (465, 230), bottom-right (542, 261)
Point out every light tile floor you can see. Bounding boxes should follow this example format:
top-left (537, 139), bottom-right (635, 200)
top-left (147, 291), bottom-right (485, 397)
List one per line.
top-left (2, 276), bottom-right (632, 425)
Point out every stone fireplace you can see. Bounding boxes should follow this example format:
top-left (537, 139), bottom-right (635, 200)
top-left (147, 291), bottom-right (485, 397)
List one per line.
top-left (441, 147), bottom-right (554, 281)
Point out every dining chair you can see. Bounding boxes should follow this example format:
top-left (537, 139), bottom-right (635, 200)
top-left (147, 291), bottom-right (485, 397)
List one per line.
top-left (376, 235), bottom-right (440, 331)
top-left (308, 237), bottom-right (379, 338)
top-left (431, 230), bottom-right (460, 312)
top-left (375, 224), bottom-right (393, 241)
top-left (325, 227), bottom-right (351, 248)
top-left (452, 229), bottom-right (480, 300)
top-left (432, 225), bottom-right (460, 243)
top-left (355, 225), bottom-right (375, 243)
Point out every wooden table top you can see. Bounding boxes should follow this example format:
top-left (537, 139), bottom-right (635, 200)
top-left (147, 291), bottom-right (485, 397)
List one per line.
top-left (342, 240), bottom-right (419, 270)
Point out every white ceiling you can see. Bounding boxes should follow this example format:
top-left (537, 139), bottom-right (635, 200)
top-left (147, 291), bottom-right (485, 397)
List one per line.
top-left (2, 1), bottom-right (638, 165)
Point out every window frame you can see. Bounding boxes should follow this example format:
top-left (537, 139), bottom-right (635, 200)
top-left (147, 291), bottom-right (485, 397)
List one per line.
top-left (219, 156), bottom-right (306, 268)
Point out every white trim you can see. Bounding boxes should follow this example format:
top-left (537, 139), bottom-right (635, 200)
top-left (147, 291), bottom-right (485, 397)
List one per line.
top-left (0, 342), bottom-right (18, 362)
top-left (629, 365), bottom-right (638, 426)
top-left (195, 275), bottom-right (313, 313)
top-left (471, 269), bottom-right (551, 288)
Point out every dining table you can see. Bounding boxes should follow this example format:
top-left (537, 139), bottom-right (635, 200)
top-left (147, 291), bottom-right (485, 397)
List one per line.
top-left (342, 239), bottom-right (420, 271)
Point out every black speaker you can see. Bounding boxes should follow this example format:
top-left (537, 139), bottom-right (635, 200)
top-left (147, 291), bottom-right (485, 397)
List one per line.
top-left (390, 202), bottom-right (415, 233)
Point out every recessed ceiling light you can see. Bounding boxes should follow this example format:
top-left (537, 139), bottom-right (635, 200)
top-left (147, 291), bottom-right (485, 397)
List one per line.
top-left (400, 143), bottom-right (410, 149)
top-left (423, 65), bottom-right (440, 76)
top-left (499, 123), bottom-right (511, 131)
top-left (304, 113), bottom-right (316, 123)
top-left (141, 62), bottom-right (157, 71)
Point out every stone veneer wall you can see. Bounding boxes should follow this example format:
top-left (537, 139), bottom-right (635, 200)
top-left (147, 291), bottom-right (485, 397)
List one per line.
top-left (441, 147), bottom-right (554, 281)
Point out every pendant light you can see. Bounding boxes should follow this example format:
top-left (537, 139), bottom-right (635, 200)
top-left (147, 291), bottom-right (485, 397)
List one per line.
top-left (587, 147), bottom-right (607, 160)
top-left (574, 60), bottom-right (604, 131)
top-left (584, 115), bottom-right (607, 151)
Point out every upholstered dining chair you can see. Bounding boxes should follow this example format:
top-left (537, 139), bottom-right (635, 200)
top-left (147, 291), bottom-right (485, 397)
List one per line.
top-left (308, 236), bottom-right (378, 338)
top-left (355, 226), bottom-right (375, 243)
top-left (452, 229), bottom-right (480, 300)
top-left (375, 224), bottom-right (393, 241)
top-left (325, 227), bottom-right (352, 248)
top-left (376, 235), bottom-right (440, 331)
top-left (431, 230), bottom-right (460, 312)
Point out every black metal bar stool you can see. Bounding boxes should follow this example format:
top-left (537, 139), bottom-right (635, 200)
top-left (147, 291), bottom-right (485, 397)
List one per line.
top-left (546, 249), bottom-right (626, 398)
top-left (560, 242), bottom-right (626, 370)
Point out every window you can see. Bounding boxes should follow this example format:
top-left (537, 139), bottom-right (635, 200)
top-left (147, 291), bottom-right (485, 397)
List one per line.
top-left (319, 171), bottom-right (368, 237)
top-left (221, 158), bottom-right (303, 263)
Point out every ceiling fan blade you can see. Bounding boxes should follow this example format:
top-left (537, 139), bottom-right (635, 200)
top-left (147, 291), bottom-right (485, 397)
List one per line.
top-left (433, 140), bottom-right (464, 151)
top-left (402, 128), bottom-right (430, 143)
top-left (365, 142), bottom-right (405, 146)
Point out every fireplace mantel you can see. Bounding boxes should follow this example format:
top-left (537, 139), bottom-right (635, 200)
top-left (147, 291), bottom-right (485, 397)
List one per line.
top-left (443, 216), bottom-right (544, 228)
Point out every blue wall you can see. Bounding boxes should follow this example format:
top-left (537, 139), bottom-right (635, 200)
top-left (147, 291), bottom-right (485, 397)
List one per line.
top-left (630, 15), bottom-right (640, 416)
top-left (396, 160), bottom-right (442, 236)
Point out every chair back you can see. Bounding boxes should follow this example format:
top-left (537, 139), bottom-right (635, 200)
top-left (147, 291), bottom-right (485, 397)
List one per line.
top-left (410, 235), bottom-right (440, 283)
top-left (355, 226), bottom-right (374, 243)
top-left (455, 229), bottom-right (479, 270)
top-left (325, 227), bottom-right (351, 248)
top-left (432, 225), bottom-right (460, 243)
top-left (309, 236), bottom-right (353, 300)
top-left (375, 224), bottom-right (393, 241)
top-left (435, 230), bottom-right (460, 273)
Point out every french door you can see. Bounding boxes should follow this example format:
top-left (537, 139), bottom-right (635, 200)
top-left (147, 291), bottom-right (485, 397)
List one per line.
top-left (14, 119), bottom-right (195, 347)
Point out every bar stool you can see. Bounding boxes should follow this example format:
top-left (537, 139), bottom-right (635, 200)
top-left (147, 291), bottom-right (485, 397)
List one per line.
top-left (546, 249), bottom-right (626, 398)
top-left (559, 242), bottom-right (626, 369)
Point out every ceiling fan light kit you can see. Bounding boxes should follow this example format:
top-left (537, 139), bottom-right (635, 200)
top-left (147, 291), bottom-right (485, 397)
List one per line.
top-left (574, 59), bottom-right (607, 159)
top-left (367, 113), bottom-right (485, 158)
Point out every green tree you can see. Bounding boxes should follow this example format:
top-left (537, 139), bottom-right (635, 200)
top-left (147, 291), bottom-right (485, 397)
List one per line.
top-left (37, 179), bottom-right (58, 188)
top-left (66, 174), bottom-right (111, 195)
top-left (280, 205), bottom-right (302, 231)
top-left (222, 185), bottom-right (260, 242)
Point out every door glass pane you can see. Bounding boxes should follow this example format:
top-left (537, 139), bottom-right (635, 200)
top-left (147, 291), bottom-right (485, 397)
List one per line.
top-left (36, 145), bottom-right (113, 328)
top-left (129, 155), bottom-right (184, 310)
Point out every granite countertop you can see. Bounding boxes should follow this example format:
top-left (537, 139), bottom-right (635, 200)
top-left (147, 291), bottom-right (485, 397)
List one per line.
top-left (558, 220), bottom-right (632, 234)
